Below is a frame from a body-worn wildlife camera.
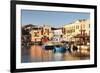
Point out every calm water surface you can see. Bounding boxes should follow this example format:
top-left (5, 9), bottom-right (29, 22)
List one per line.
top-left (21, 45), bottom-right (89, 63)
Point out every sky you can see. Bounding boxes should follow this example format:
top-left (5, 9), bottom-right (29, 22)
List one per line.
top-left (21, 10), bottom-right (90, 27)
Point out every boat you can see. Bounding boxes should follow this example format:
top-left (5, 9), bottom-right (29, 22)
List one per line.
top-left (53, 45), bottom-right (66, 53)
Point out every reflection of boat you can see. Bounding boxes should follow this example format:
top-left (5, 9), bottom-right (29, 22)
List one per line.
top-left (44, 45), bottom-right (54, 50)
top-left (42, 42), bottom-right (55, 50)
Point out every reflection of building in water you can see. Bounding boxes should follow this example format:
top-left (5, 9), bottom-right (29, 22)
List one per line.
top-left (62, 19), bottom-right (90, 45)
top-left (30, 45), bottom-right (43, 62)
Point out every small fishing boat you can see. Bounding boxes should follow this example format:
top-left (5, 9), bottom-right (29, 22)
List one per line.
top-left (53, 45), bottom-right (66, 53)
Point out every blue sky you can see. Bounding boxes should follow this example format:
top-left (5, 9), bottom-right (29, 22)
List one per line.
top-left (21, 10), bottom-right (90, 27)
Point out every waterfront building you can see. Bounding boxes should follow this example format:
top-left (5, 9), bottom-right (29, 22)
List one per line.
top-left (23, 19), bottom-right (90, 45)
top-left (62, 19), bottom-right (90, 45)
top-left (30, 25), bottom-right (53, 43)
top-left (21, 24), bottom-right (33, 46)
top-left (42, 25), bottom-right (53, 40)
top-left (51, 28), bottom-right (63, 42)
top-left (30, 27), bottom-right (42, 42)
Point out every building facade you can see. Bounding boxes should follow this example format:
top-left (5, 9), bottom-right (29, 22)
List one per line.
top-left (30, 27), bottom-right (42, 42)
top-left (30, 25), bottom-right (53, 42)
top-left (24, 19), bottom-right (90, 45)
top-left (51, 28), bottom-right (63, 42)
top-left (62, 19), bottom-right (90, 45)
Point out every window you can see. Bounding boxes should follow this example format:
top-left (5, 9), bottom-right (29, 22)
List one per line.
top-left (76, 25), bottom-right (79, 29)
top-left (89, 24), bottom-right (90, 28)
top-left (34, 32), bottom-right (39, 37)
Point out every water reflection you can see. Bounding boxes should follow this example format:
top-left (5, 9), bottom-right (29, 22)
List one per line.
top-left (21, 45), bottom-right (90, 63)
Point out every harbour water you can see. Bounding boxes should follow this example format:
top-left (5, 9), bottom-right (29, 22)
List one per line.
top-left (21, 45), bottom-right (90, 63)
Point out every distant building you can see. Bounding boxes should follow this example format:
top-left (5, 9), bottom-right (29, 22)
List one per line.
top-left (42, 25), bottom-right (53, 40)
top-left (21, 24), bottom-right (33, 46)
top-left (30, 25), bottom-right (53, 42)
top-left (30, 27), bottom-right (42, 42)
top-left (23, 19), bottom-right (90, 45)
top-left (51, 28), bottom-right (63, 42)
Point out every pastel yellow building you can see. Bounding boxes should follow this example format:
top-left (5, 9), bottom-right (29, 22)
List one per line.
top-left (62, 19), bottom-right (90, 44)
